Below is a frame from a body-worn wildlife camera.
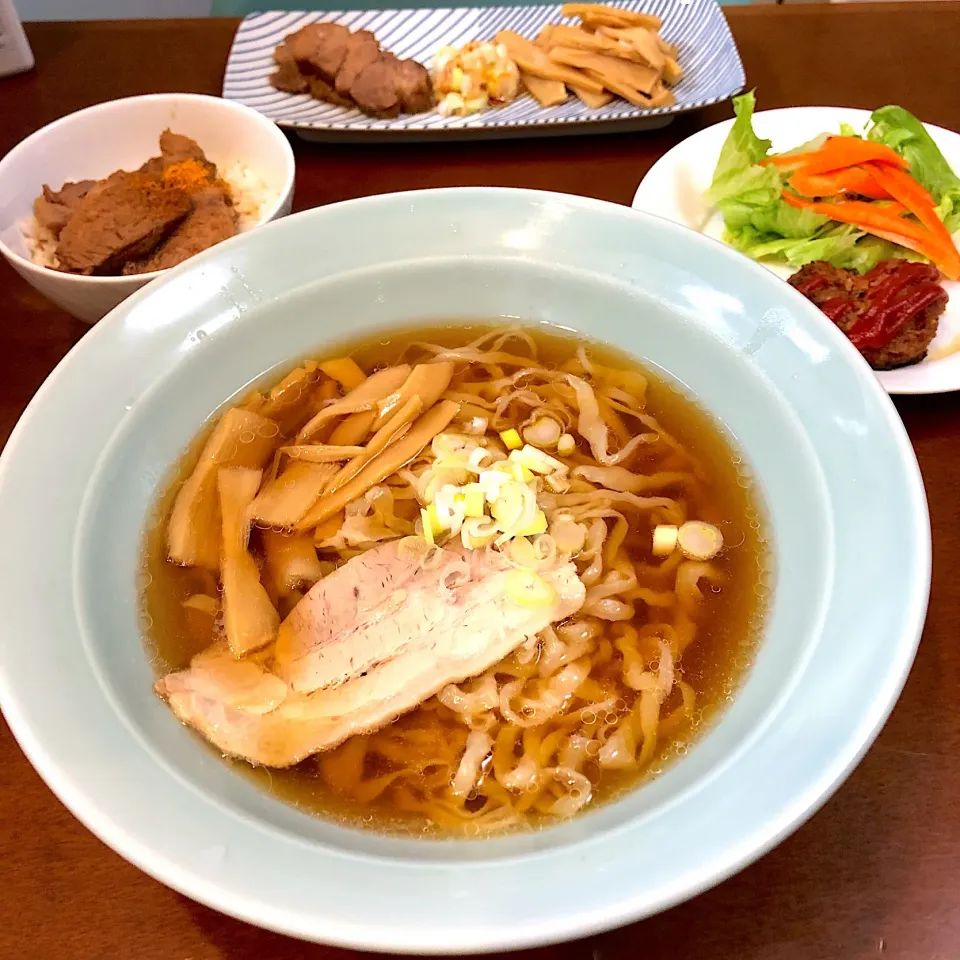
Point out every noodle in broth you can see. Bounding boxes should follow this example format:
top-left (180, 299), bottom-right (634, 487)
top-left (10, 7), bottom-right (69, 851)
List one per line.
top-left (142, 324), bottom-right (770, 837)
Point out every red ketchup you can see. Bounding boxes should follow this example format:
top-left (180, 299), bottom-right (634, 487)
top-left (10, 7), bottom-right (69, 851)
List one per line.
top-left (789, 260), bottom-right (948, 350)
top-left (846, 262), bottom-right (947, 348)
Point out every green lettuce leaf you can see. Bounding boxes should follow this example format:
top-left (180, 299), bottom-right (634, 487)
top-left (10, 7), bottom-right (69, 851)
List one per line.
top-left (730, 226), bottom-right (921, 273)
top-left (729, 225), bottom-right (859, 267)
top-left (705, 96), bottom-right (952, 274)
top-left (706, 91), bottom-right (772, 205)
top-left (867, 105), bottom-right (960, 232)
top-left (707, 93), bottom-right (829, 252)
top-left (724, 193), bottom-right (828, 239)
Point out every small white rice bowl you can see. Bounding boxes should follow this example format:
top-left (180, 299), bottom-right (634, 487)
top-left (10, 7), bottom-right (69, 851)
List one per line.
top-left (0, 94), bottom-right (295, 324)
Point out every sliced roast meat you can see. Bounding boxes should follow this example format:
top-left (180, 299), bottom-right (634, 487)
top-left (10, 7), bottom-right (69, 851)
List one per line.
top-left (270, 57), bottom-right (309, 94)
top-left (334, 30), bottom-right (380, 96)
top-left (286, 23), bottom-right (351, 81)
top-left (307, 75), bottom-right (353, 109)
top-left (137, 155), bottom-right (166, 178)
top-left (276, 24), bottom-right (435, 118)
top-left (33, 180), bottom-right (97, 237)
top-left (394, 58), bottom-right (435, 114)
top-left (31, 130), bottom-right (237, 277)
top-left (157, 541), bottom-right (586, 767)
top-left (348, 54), bottom-right (402, 118)
top-left (159, 130), bottom-right (206, 166)
top-left (284, 24), bottom-right (322, 67)
top-left (138, 129), bottom-right (217, 179)
top-left (159, 129), bottom-right (217, 177)
top-left (56, 171), bottom-right (192, 275)
top-left (46, 180), bottom-right (98, 207)
top-left (122, 186), bottom-right (238, 275)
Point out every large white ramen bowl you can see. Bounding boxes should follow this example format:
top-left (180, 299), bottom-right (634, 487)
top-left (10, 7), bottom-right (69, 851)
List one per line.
top-left (0, 189), bottom-right (930, 952)
top-left (0, 93), bottom-right (295, 323)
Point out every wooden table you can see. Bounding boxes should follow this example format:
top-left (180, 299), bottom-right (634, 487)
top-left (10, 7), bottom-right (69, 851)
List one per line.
top-left (1, 5), bottom-right (958, 958)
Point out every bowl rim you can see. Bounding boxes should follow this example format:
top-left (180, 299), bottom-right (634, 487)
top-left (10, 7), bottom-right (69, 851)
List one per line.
top-left (0, 187), bottom-right (932, 952)
top-left (0, 92), bottom-right (296, 285)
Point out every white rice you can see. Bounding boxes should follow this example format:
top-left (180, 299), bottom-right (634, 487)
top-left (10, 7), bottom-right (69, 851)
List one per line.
top-left (221, 160), bottom-right (275, 231)
top-left (20, 160), bottom-right (276, 272)
top-left (21, 217), bottom-right (59, 269)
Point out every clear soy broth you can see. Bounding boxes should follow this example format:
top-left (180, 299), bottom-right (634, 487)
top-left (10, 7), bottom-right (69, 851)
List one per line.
top-left (142, 323), bottom-right (771, 836)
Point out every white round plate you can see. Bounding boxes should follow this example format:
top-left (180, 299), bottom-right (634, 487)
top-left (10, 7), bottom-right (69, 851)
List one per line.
top-left (633, 106), bottom-right (960, 395)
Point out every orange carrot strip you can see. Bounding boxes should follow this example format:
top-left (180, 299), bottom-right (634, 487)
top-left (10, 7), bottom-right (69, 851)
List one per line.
top-left (782, 191), bottom-right (958, 278)
top-left (764, 137), bottom-right (909, 175)
top-left (783, 197), bottom-right (937, 256)
top-left (868, 162), bottom-right (942, 219)
top-left (866, 162), bottom-right (960, 277)
top-left (782, 192), bottom-right (929, 241)
top-left (788, 166), bottom-right (891, 200)
top-left (803, 136), bottom-right (909, 173)
top-left (785, 197), bottom-right (952, 276)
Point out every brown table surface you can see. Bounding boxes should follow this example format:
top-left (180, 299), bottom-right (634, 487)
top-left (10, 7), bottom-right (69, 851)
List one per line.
top-left (2, 5), bottom-right (959, 959)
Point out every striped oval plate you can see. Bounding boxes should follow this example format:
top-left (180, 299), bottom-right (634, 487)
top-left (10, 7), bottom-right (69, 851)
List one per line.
top-left (223, 2), bottom-right (745, 140)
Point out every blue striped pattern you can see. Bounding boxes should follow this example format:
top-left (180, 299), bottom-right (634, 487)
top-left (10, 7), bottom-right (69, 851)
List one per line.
top-left (223, 1), bottom-right (745, 137)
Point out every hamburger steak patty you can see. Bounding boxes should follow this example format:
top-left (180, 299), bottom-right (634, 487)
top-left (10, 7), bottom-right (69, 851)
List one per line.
top-left (789, 260), bottom-right (948, 370)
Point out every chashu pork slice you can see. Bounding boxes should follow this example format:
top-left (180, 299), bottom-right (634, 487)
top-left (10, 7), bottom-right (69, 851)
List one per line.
top-left (156, 541), bottom-right (585, 767)
top-left (273, 538), bottom-right (425, 690)
top-left (274, 540), bottom-right (536, 694)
